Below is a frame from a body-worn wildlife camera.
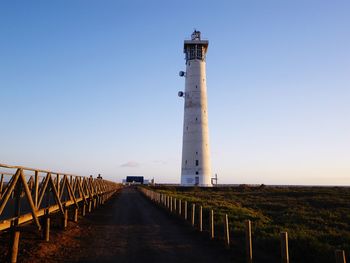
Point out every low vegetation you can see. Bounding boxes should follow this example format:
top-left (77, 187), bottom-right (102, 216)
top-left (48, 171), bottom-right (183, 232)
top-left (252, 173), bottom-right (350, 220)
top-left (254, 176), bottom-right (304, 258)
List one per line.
top-left (151, 185), bottom-right (350, 263)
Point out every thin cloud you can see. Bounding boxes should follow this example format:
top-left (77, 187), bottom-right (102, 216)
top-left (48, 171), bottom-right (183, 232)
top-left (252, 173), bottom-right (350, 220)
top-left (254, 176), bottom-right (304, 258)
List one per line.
top-left (120, 161), bottom-right (140, 168)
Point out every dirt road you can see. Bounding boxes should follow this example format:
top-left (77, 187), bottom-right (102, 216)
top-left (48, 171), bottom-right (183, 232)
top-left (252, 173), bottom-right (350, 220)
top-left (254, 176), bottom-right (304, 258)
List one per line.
top-left (21, 187), bottom-right (232, 263)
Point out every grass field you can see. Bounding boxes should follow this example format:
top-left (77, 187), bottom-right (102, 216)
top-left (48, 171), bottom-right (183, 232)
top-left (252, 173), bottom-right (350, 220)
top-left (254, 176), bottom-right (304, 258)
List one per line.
top-left (150, 185), bottom-right (350, 263)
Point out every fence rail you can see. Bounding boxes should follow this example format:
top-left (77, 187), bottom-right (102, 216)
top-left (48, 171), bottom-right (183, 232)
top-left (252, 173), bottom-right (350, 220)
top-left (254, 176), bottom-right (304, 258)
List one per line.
top-left (140, 187), bottom-right (348, 263)
top-left (0, 163), bottom-right (121, 263)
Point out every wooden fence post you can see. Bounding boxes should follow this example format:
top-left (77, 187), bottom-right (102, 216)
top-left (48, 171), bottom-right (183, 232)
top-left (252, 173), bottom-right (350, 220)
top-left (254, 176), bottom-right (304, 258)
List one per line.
top-left (10, 231), bottom-right (20, 263)
top-left (56, 174), bottom-right (60, 197)
top-left (210, 210), bottom-right (214, 239)
top-left (63, 208), bottom-right (68, 229)
top-left (34, 171), bottom-right (39, 208)
top-left (0, 173), bottom-right (4, 199)
top-left (280, 232), bottom-right (289, 263)
top-left (184, 201), bottom-right (188, 220)
top-left (335, 250), bottom-right (346, 263)
top-left (245, 220), bottom-right (253, 263)
top-left (179, 199), bottom-right (182, 216)
top-left (88, 199), bottom-right (92, 213)
top-left (74, 208), bottom-right (78, 222)
top-left (10, 176), bottom-right (21, 263)
top-left (82, 203), bottom-right (86, 216)
top-left (224, 214), bottom-right (230, 248)
top-left (174, 198), bottom-right (177, 212)
top-left (199, 206), bottom-right (203, 232)
top-left (170, 196), bottom-right (173, 212)
top-left (44, 216), bottom-right (50, 242)
top-left (191, 204), bottom-right (195, 227)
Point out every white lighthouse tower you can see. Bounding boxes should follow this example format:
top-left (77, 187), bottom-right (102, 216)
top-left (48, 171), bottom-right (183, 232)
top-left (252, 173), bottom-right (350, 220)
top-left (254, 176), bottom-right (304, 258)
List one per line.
top-left (178, 30), bottom-right (212, 187)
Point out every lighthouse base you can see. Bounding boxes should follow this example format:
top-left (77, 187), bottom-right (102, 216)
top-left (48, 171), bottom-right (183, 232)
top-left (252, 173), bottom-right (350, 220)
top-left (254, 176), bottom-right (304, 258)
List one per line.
top-left (181, 174), bottom-right (212, 187)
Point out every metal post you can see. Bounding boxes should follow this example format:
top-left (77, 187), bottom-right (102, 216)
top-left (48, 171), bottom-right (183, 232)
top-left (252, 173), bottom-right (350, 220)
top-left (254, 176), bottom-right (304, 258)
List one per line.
top-left (280, 232), bottom-right (289, 263)
top-left (245, 220), bottom-right (253, 263)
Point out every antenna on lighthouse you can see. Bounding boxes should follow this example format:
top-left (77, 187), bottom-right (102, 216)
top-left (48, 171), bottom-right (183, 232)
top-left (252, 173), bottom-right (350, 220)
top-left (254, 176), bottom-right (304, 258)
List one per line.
top-left (191, 30), bottom-right (201, 40)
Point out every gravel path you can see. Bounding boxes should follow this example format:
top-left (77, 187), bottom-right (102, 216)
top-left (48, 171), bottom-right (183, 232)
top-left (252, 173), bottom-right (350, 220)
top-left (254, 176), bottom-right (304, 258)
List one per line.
top-left (21, 187), bottom-right (232, 263)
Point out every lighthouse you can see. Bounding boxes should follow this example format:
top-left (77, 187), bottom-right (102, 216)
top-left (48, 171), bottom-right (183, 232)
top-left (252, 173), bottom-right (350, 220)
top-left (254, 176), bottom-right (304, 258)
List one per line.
top-left (178, 30), bottom-right (212, 187)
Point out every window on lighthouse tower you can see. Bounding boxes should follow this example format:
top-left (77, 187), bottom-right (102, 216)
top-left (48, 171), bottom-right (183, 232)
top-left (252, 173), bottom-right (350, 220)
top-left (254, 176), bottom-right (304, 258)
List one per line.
top-left (189, 46), bottom-right (195, 60)
top-left (197, 45), bottom-right (203, 59)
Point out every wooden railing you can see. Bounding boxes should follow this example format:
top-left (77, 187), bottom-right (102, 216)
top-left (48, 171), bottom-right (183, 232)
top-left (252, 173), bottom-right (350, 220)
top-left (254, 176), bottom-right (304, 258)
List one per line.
top-left (0, 163), bottom-right (120, 262)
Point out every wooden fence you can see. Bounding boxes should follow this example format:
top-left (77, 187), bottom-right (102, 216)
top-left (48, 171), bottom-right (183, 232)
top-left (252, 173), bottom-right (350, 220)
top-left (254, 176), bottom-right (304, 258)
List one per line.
top-left (0, 163), bottom-right (120, 263)
top-left (140, 187), bottom-right (347, 263)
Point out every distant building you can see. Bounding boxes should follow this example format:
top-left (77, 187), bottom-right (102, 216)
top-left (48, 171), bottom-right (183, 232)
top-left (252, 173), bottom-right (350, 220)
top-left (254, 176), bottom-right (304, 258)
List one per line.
top-left (122, 176), bottom-right (155, 185)
top-left (125, 176), bottom-right (144, 184)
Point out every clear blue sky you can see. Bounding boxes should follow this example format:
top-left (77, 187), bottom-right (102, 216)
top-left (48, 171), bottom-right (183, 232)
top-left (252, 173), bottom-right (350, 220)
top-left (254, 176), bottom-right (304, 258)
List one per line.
top-left (1, 0), bottom-right (349, 185)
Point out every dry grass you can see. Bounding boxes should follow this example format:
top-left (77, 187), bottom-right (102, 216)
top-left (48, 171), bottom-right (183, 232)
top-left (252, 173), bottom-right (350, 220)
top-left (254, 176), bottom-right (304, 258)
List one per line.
top-left (150, 185), bottom-right (350, 263)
